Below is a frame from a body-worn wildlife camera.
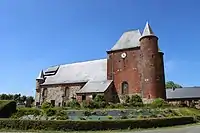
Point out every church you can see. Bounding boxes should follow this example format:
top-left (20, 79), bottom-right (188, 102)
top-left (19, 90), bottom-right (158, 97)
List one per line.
top-left (35, 22), bottom-right (166, 106)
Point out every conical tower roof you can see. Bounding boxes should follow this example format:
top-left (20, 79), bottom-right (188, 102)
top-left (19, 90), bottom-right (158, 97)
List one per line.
top-left (142, 22), bottom-right (154, 36)
top-left (140, 22), bottom-right (157, 41)
top-left (36, 70), bottom-right (44, 80)
top-left (140, 22), bottom-right (162, 52)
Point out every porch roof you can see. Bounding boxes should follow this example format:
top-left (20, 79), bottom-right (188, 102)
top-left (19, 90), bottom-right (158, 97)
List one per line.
top-left (76, 80), bottom-right (113, 94)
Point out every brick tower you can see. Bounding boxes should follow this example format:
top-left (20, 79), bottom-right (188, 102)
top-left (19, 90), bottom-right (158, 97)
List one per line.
top-left (140, 22), bottom-right (166, 100)
top-left (106, 30), bottom-right (142, 101)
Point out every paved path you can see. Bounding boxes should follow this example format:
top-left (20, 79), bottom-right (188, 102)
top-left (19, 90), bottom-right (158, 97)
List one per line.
top-left (130, 124), bottom-right (200, 133)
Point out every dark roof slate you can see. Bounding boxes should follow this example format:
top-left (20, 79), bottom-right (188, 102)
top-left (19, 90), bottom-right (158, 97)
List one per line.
top-left (166, 87), bottom-right (200, 100)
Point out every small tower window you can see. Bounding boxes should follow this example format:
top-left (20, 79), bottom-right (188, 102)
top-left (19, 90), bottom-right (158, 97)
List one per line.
top-left (121, 81), bottom-right (129, 95)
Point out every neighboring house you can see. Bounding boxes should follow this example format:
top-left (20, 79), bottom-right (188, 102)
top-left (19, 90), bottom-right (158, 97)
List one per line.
top-left (166, 87), bottom-right (200, 101)
top-left (166, 87), bottom-right (200, 107)
top-left (35, 22), bottom-right (166, 106)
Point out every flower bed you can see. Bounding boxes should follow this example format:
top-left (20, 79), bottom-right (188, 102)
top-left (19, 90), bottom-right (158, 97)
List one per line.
top-left (12, 107), bottom-right (200, 121)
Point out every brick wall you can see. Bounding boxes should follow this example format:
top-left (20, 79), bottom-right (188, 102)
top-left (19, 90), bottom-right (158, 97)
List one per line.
top-left (107, 36), bottom-right (166, 101)
top-left (140, 36), bottom-right (165, 99)
top-left (107, 48), bottom-right (142, 96)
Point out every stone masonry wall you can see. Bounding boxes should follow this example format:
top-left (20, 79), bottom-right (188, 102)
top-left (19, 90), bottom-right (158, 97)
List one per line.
top-left (35, 83), bottom-right (84, 106)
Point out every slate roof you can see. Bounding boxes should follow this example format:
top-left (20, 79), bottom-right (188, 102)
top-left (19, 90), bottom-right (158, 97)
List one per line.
top-left (166, 87), bottom-right (200, 100)
top-left (141, 22), bottom-right (155, 37)
top-left (41, 59), bottom-right (107, 85)
top-left (36, 70), bottom-right (44, 80)
top-left (37, 22), bottom-right (162, 91)
top-left (110, 29), bottom-right (141, 51)
top-left (76, 80), bottom-right (113, 94)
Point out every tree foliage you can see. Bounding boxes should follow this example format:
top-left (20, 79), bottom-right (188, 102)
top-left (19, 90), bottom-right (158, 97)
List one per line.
top-left (0, 94), bottom-right (34, 107)
top-left (166, 81), bottom-right (182, 89)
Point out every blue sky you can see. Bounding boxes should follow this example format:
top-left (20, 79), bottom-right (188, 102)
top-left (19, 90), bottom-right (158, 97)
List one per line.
top-left (0, 0), bottom-right (200, 96)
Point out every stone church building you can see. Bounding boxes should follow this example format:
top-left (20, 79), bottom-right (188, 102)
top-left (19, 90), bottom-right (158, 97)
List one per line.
top-left (35, 22), bottom-right (166, 106)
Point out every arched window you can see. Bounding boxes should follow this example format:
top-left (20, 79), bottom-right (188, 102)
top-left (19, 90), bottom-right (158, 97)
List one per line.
top-left (64, 87), bottom-right (69, 100)
top-left (42, 88), bottom-right (47, 97)
top-left (121, 81), bottom-right (129, 95)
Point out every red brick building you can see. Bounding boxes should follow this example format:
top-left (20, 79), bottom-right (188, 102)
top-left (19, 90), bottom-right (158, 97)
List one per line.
top-left (35, 22), bottom-right (166, 106)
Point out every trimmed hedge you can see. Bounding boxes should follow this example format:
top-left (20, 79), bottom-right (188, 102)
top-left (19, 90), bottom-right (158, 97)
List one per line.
top-left (0, 100), bottom-right (16, 118)
top-left (0, 116), bottom-right (195, 131)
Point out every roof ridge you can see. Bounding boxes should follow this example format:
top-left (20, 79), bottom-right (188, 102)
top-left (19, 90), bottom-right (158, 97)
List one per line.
top-left (110, 29), bottom-right (141, 51)
top-left (124, 29), bottom-right (141, 33)
top-left (48, 58), bottom-right (106, 68)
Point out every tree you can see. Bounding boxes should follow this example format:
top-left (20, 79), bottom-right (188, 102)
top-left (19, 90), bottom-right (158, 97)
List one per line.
top-left (166, 81), bottom-right (182, 89)
top-left (25, 96), bottom-right (34, 107)
top-left (0, 94), bottom-right (8, 100)
top-left (20, 95), bottom-right (27, 103)
top-left (13, 94), bottom-right (21, 102)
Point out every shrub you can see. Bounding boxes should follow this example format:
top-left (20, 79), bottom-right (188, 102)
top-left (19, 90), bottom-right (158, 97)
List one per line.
top-left (94, 94), bottom-right (105, 103)
top-left (95, 101), bottom-right (107, 108)
top-left (115, 103), bottom-right (125, 108)
top-left (120, 116), bottom-right (128, 119)
top-left (45, 108), bottom-right (56, 116)
top-left (0, 117), bottom-right (195, 131)
top-left (82, 100), bottom-right (88, 108)
top-left (0, 100), bottom-right (16, 118)
top-left (100, 110), bottom-right (108, 116)
top-left (79, 117), bottom-right (87, 120)
top-left (82, 100), bottom-right (96, 109)
top-left (84, 110), bottom-right (91, 116)
top-left (56, 115), bottom-right (69, 120)
top-left (107, 115), bottom-right (113, 119)
top-left (56, 110), bottom-right (68, 117)
top-left (130, 95), bottom-right (143, 107)
top-left (137, 114), bottom-right (143, 119)
top-left (151, 98), bottom-right (168, 108)
top-left (81, 95), bottom-right (107, 109)
top-left (66, 100), bottom-right (80, 109)
top-left (93, 94), bottom-right (107, 109)
top-left (107, 103), bottom-right (116, 108)
top-left (87, 100), bottom-right (96, 109)
top-left (11, 108), bottom-right (41, 119)
top-left (124, 95), bottom-right (130, 103)
top-left (41, 102), bottom-right (53, 110)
